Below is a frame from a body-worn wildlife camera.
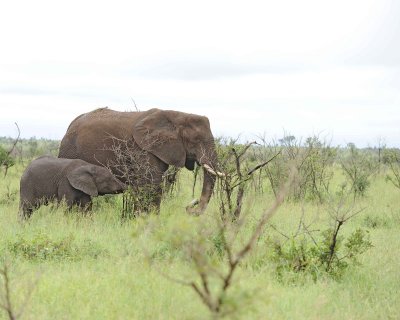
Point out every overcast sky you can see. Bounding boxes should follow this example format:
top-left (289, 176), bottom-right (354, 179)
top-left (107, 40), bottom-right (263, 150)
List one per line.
top-left (0, 0), bottom-right (399, 147)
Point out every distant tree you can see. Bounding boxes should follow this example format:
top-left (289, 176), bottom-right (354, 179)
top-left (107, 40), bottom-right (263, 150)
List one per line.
top-left (279, 135), bottom-right (296, 146)
top-left (383, 149), bottom-right (400, 190)
top-left (0, 146), bottom-right (15, 177)
top-left (376, 137), bottom-right (386, 169)
top-left (340, 143), bottom-right (378, 198)
top-left (0, 123), bottom-right (20, 177)
top-left (28, 137), bottom-right (38, 158)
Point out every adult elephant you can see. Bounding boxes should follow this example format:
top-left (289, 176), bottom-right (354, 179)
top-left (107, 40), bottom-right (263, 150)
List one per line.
top-left (58, 107), bottom-right (220, 215)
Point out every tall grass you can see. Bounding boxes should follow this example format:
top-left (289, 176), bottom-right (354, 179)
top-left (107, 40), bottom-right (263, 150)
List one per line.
top-left (0, 157), bottom-right (399, 319)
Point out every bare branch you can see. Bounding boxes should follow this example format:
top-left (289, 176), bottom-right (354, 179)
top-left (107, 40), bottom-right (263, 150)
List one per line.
top-left (7, 123), bottom-right (21, 158)
top-left (130, 98), bottom-right (139, 112)
top-left (247, 150), bottom-right (282, 176)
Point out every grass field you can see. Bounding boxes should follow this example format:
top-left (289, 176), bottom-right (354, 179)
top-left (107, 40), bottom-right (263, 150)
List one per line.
top-left (1, 158), bottom-right (400, 319)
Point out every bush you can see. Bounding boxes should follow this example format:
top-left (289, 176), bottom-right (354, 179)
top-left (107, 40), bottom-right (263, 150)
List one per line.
top-left (340, 143), bottom-right (377, 198)
top-left (7, 232), bottom-right (106, 261)
top-left (271, 228), bottom-right (372, 282)
top-left (0, 145), bottom-right (15, 177)
top-left (383, 149), bottom-right (400, 190)
top-left (259, 135), bottom-right (336, 202)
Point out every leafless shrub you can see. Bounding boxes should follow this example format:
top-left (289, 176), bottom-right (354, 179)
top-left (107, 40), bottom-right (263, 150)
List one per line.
top-left (101, 134), bottom-right (170, 217)
top-left (215, 138), bottom-right (281, 219)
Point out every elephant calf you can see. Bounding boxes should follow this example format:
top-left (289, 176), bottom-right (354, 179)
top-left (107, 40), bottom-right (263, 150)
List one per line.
top-left (19, 156), bottom-right (126, 219)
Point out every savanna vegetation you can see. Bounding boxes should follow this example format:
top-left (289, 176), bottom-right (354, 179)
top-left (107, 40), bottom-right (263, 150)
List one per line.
top-left (0, 135), bottom-right (399, 319)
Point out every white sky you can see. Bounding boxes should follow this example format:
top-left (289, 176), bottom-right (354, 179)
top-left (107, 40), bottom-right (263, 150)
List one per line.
top-left (0, 0), bottom-right (399, 147)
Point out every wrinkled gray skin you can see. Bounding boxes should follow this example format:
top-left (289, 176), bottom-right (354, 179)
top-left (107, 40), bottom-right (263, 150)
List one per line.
top-left (58, 108), bottom-right (218, 214)
top-left (19, 156), bottom-right (127, 219)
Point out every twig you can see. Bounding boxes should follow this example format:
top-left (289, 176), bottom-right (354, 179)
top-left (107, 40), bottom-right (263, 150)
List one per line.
top-left (247, 150), bottom-right (282, 176)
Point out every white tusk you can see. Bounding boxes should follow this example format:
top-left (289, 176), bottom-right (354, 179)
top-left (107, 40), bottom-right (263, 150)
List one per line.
top-left (187, 199), bottom-right (199, 208)
top-left (203, 164), bottom-right (225, 178)
top-left (216, 171), bottom-right (225, 177)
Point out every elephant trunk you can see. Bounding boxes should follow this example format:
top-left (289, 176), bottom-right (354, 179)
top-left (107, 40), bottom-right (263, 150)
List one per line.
top-left (186, 142), bottom-right (218, 215)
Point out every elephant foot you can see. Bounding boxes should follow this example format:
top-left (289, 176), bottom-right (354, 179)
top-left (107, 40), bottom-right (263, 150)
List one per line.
top-left (186, 199), bottom-right (205, 216)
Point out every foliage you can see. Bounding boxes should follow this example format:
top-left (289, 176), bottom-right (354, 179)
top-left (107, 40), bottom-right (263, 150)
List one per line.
top-left (272, 228), bottom-right (372, 282)
top-left (362, 214), bottom-right (391, 229)
top-left (146, 166), bottom-right (296, 318)
top-left (0, 145), bottom-right (15, 177)
top-left (256, 134), bottom-right (337, 202)
top-left (0, 136), bottom-right (60, 162)
top-left (7, 232), bottom-right (106, 262)
top-left (383, 149), bottom-right (400, 190)
top-left (340, 143), bottom-right (378, 198)
top-left (0, 136), bottom-right (399, 319)
top-left (270, 192), bottom-right (373, 282)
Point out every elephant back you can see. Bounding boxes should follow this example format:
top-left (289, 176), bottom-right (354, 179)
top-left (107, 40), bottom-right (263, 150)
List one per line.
top-left (58, 108), bottom-right (150, 164)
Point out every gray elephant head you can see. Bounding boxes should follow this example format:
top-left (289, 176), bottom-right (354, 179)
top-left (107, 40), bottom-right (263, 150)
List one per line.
top-left (132, 109), bottom-right (219, 214)
top-left (67, 165), bottom-right (127, 196)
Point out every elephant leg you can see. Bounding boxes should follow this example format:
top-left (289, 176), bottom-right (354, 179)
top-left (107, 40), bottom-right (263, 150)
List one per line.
top-left (63, 193), bottom-right (91, 213)
top-left (77, 194), bottom-right (92, 213)
top-left (58, 180), bottom-right (89, 212)
top-left (152, 184), bottom-right (163, 214)
top-left (19, 201), bottom-right (33, 220)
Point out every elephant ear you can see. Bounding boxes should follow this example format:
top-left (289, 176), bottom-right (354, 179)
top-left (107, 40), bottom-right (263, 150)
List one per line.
top-left (132, 109), bottom-right (186, 167)
top-left (67, 165), bottom-right (98, 197)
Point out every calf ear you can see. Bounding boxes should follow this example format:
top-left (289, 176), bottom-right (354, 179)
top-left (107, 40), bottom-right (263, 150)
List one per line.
top-left (67, 165), bottom-right (98, 196)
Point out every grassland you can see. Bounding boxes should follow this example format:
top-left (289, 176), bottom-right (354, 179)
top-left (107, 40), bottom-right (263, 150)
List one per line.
top-left (1, 154), bottom-right (400, 319)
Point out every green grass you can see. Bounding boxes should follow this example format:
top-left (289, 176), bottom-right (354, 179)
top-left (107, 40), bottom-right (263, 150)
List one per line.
top-left (0, 162), bottom-right (399, 319)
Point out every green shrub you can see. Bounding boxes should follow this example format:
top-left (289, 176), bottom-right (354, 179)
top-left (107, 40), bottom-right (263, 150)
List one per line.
top-left (383, 149), bottom-right (400, 190)
top-left (0, 145), bottom-right (15, 177)
top-left (340, 143), bottom-right (377, 198)
top-left (261, 135), bottom-right (336, 202)
top-left (362, 214), bottom-right (390, 229)
top-left (271, 228), bottom-right (372, 282)
top-left (7, 232), bottom-right (106, 261)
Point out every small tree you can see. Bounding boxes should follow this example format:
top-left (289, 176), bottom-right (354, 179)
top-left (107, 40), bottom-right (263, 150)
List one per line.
top-left (259, 134), bottom-right (336, 202)
top-left (376, 136), bottom-right (386, 171)
top-left (215, 138), bottom-right (280, 219)
top-left (340, 143), bottom-right (378, 199)
top-left (271, 193), bottom-right (372, 281)
top-left (0, 147), bottom-right (15, 178)
top-left (383, 149), bottom-right (400, 190)
top-left (0, 123), bottom-right (20, 177)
